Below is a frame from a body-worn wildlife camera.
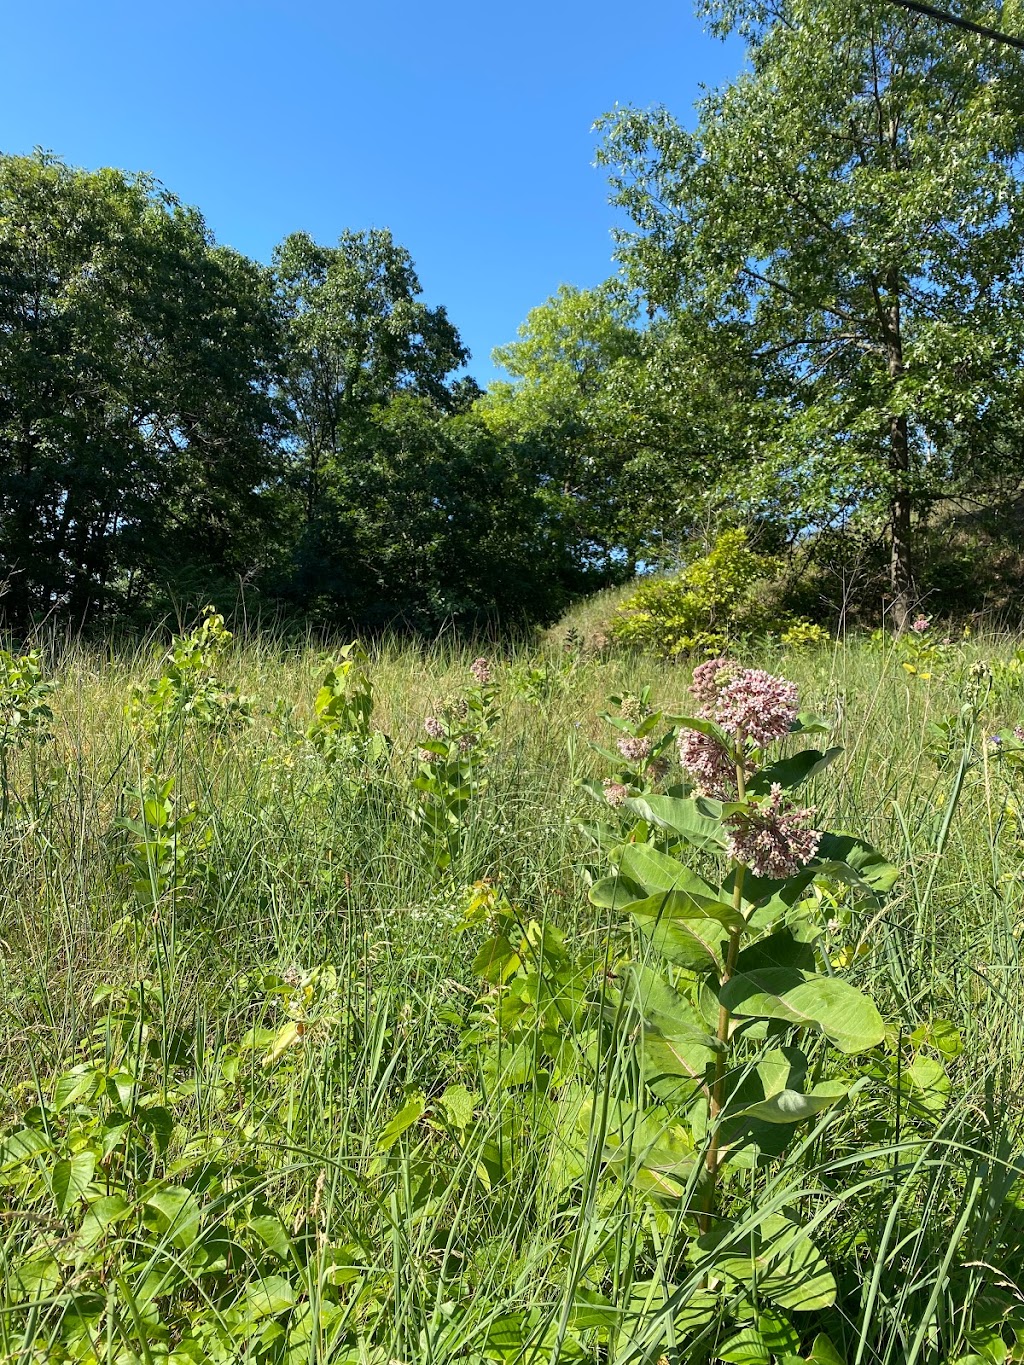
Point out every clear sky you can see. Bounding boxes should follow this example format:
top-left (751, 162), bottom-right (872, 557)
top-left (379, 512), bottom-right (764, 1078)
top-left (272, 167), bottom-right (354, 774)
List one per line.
top-left (1, 0), bottom-right (741, 385)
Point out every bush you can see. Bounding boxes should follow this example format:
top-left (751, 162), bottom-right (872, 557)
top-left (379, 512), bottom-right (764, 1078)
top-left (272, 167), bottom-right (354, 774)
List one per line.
top-left (609, 528), bottom-right (799, 656)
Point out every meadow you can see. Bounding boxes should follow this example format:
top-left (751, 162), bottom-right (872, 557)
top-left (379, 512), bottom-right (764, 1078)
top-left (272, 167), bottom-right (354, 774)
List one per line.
top-left (1, 617), bottom-right (1023, 1365)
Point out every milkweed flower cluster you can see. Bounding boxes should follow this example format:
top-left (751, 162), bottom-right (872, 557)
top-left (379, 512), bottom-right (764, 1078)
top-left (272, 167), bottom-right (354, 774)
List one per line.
top-left (726, 784), bottom-right (821, 879)
top-left (911, 616), bottom-right (931, 633)
top-left (423, 715), bottom-right (445, 739)
top-left (677, 659), bottom-right (800, 793)
top-left (616, 735), bottom-right (652, 763)
top-left (470, 657), bottom-right (492, 686)
top-left (677, 728), bottom-right (740, 798)
top-left (688, 659), bottom-right (799, 748)
top-left (603, 779), bottom-right (630, 807)
top-left (713, 670), bottom-right (799, 748)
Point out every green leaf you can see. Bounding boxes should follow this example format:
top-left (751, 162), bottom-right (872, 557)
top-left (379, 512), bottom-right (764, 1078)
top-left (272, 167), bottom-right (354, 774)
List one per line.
top-left (717, 1327), bottom-right (772, 1364)
top-left (375, 1094), bottom-right (426, 1152)
top-left (613, 841), bottom-right (718, 898)
top-left (144, 1185), bottom-right (202, 1248)
top-left (737, 1081), bottom-right (848, 1123)
top-left (0, 1128), bottom-right (49, 1172)
top-left (749, 746), bottom-right (843, 796)
top-left (626, 888), bottom-right (745, 930)
top-left (589, 872), bottom-right (646, 910)
top-left (814, 833), bottom-right (899, 898)
top-left (78, 1194), bottom-right (131, 1247)
top-left (720, 969), bottom-right (885, 1053)
top-left (473, 935), bottom-right (521, 983)
top-left (243, 1273), bottom-right (297, 1319)
top-left (440, 1083), bottom-right (476, 1129)
top-left (249, 1213), bottom-right (293, 1260)
top-left (51, 1151), bottom-right (96, 1216)
top-left (623, 794), bottom-right (728, 849)
top-left (735, 928), bottom-right (817, 974)
top-left (701, 1213), bottom-right (836, 1310)
top-left (808, 1334), bottom-right (847, 1365)
top-left (631, 907), bottom-right (729, 971)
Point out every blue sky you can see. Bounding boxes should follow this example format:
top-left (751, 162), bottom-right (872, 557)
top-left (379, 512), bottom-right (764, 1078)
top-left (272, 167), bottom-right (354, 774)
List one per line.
top-left (1, 0), bottom-right (741, 385)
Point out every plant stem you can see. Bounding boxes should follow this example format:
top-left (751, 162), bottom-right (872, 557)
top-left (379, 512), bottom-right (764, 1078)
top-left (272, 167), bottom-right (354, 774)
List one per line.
top-left (700, 749), bottom-right (748, 1234)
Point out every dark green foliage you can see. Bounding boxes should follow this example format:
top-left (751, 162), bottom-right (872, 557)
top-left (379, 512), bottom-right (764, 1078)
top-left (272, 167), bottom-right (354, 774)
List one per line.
top-left (0, 151), bottom-right (283, 627)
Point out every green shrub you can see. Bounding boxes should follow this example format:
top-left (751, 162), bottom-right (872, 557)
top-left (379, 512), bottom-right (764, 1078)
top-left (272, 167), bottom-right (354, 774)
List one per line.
top-left (610, 528), bottom-right (789, 656)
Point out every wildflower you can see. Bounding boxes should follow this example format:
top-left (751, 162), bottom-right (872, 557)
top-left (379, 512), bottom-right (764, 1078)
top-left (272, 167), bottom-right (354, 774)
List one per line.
top-left (603, 779), bottom-right (629, 807)
top-left (713, 669), bottom-right (799, 748)
top-left (620, 693), bottom-right (650, 725)
top-left (470, 657), bottom-right (492, 685)
top-left (911, 616), bottom-right (930, 633)
top-left (690, 657), bottom-right (739, 710)
top-left (616, 735), bottom-right (652, 762)
top-left (677, 727), bottom-right (738, 798)
top-left (424, 715), bottom-right (445, 739)
top-left (417, 747), bottom-right (439, 764)
top-left (1015, 726), bottom-right (1024, 742)
top-left (458, 732), bottom-right (478, 753)
top-left (989, 734), bottom-right (1004, 748)
top-left (726, 784), bottom-right (820, 880)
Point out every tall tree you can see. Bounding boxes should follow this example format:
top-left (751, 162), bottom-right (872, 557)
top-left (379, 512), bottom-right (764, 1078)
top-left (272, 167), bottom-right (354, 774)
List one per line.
top-left (599, 0), bottom-right (1024, 626)
top-left (482, 284), bottom-right (775, 568)
top-left (0, 151), bottom-right (281, 626)
top-left (272, 228), bottom-right (467, 536)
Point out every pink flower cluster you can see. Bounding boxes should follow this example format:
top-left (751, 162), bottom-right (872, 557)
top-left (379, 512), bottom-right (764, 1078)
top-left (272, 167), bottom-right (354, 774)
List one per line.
top-left (617, 735), bottom-right (652, 763)
top-left (677, 728), bottom-right (739, 798)
top-left (676, 659), bottom-right (801, 793)
top-left (689, 659), bottom-right (799, 748)
top-left (911, 616), bottom-right (930, 633)
top-left (725, 784), bottom-right (820, 880)
top-left (424, 715), bottom-right (445, 739)
top-left (713, 670), bottom-right (799, 748)
top-left (470, 657), bottom-right (492, 685)
top-left (603, 779), bottom-right (629, 807)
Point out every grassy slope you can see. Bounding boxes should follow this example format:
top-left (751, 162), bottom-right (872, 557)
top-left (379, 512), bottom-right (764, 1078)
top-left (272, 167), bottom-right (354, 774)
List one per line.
top-left (2, 631), bottom-right (1024, 1362)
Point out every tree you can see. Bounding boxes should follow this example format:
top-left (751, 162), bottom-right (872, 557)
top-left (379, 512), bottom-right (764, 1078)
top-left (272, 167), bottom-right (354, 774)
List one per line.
top-left (272, 228), bottom-right (467, 533)
top-left (0, 151), bottom-right (281, 627)
top-left (598, 0), bottom-right (1024, 626)
top-left (482, 284), bottom-right (777, 569)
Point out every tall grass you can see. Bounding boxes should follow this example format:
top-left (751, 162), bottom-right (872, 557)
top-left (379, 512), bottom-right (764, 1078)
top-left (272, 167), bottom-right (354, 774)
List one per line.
top-left (1, 630), bottom-right (1023, 1363)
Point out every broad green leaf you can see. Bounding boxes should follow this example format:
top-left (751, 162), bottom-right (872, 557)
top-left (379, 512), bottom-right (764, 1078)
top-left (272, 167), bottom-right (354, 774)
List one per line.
top-left (589, 872), bottom-right (645, 910)
top-left (144, 1185), bottom-right (202, 1248)
top-left (717, 1327), bottom-right (772, 1364)
top-left (702, 1213), bottom-right (836, 1310)
top-left (613, 841), bottom-right (718, 898)
top-left (249, 1213), bottom-right (293, 1260)
top-left (631, 907), bottom-right (728, 970)
top-left (0, 1128), bottom-right (49, 1172)
top-left (737, 1081), bottom-right (848, 1123)
top-left (808, 1334), bottom-right (847, 1365)
top-left (625, 888), bottom-right (745, 930)
top-left (473, 934), bottom-right (521, 983)
top-left (815, 833), bottom-right (899, 897)
top-left (440, 1083), bottom-right (476, 1129)
top-left (734, 928), bottom-right (817, 974)
top-left (642, 1034), bottom-right (716, 1086)
top-left (904, 1054), bottom-right (950, 1115)
top-left (749, 746), bottom-right (843, 796)
top-left (616, 962), bottom-right (719, 1043)
top-left (78, 1193), bottom-right (131, 1247)
top-left (624, 794), bottom-right (728, 849)
top-left (243, 1273), bottom-right (296, 1319)
top-left (375, 1094), bottom-right (426, 1152)
top-left (51, 1151), bottom-right (96, 1216)
top-left (720, 969), bottom-right (885, 1053)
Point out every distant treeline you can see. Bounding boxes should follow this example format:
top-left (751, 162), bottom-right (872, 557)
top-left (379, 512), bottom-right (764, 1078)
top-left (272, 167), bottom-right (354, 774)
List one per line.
top-left (7, 0), bottom-right (1024, 636)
